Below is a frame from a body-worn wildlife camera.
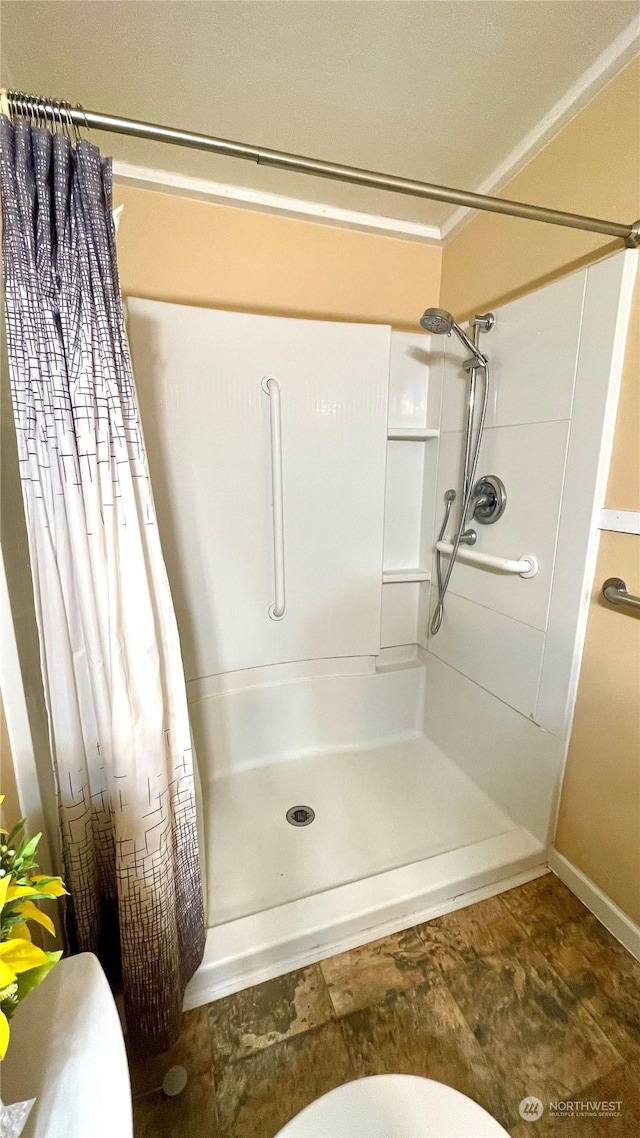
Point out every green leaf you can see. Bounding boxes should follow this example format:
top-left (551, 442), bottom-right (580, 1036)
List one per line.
top-left (4, 892), bottom-right (55, 910)
top-left (1, 910), bottom-right (31, 927)
top-left (20, 832), bottom-right (41, 857)
top-left (6, 819), bottom-right (26, 846)
top-left (14, 951), bottom-right (62, 1002)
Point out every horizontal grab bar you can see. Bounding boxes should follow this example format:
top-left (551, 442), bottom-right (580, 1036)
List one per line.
top-left (436, 541), bottom-right (539, 578)
top-left (602, 577), bottom-right (640, 612)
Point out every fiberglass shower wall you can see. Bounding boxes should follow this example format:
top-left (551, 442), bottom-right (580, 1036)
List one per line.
top-left (423, 250), bottom-right (637, 846)
top-left (127, 301), bottom-right (390, 681)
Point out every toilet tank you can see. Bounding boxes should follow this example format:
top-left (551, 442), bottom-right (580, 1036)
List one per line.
top-left (1, 953), bottom-right (133, 1137)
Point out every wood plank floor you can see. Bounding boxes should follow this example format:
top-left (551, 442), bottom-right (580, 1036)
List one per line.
top-left (130, 874), bottom-right (640, 1137)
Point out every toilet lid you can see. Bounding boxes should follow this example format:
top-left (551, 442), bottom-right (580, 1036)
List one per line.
top-left (275, 1074), bottom-right (510, 1138)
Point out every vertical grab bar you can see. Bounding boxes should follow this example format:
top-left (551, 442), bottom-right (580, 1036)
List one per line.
top-left (261, 376), bottom-right (286, 620)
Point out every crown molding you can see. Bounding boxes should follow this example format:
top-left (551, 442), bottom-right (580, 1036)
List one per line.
top-left (112, 21), bottom-right (639, 250)
top-left (111, 160), bottom-right (442, 244)
top-left (440, 18), bottom-right (640, 243)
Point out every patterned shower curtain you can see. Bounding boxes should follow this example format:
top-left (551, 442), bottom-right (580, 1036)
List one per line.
top-left (0, 116), bottom-right (205, 1055)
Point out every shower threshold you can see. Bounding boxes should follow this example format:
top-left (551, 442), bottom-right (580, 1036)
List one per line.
top-left (185, 735), bottom-right (546, 1010)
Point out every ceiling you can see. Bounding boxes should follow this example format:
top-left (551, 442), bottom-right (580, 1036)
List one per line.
top-left (1, 1), bottom-right (639, 232)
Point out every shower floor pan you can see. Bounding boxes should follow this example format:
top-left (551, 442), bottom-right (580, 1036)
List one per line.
top-left (186, 735), bottom-right (545, 1010)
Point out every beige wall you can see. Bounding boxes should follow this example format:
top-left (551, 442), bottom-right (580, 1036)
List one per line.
top-left (555, 277), bottom-right (640, 925)
top-left (112, 187), bottom-right (441, 328)
top-left (441, 57), bottom-right (640, 923)
top-left (441, 58), bottom-right (640, 320)
top-left (0, 692), bottom-right (20, 829)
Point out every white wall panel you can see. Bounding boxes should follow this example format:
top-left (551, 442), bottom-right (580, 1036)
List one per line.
top-left (383, 441), bottom-right (425, 570)
top-left (439, 337), bottom-right (477, 434)
top-left (429, 592), bottom-right (546, 717)
top-left (489, 271), bottom-right (586, 427)
top-left (191, 665), bottom-right (425, 777)
top-left (419, 440), bottom-right (439, 575)
top-left (439, 270), bottom-right (585, 434)
top-left (128, 299), bottom-right (389, 678)
top-left (433, 420), bottom-right (570, 630)
top-left (388, 331), bottom-right (431, 428)
top-left (380, 581), bottom-right (420, 647)
top-left (536, 251), bottom-right (638, 736)
top-left (425, 252), bottom-right (635, 849)
top-left (424, 655), bottom-right (564, 844)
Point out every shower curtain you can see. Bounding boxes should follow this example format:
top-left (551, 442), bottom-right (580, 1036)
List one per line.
top-left (0, 116), bottom-right (205, 1055)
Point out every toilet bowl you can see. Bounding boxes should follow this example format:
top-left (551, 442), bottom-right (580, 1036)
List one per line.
top-left (275, 1074), bottom-right (510, 1138)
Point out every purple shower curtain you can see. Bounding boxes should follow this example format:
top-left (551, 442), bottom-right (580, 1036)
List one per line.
top-left (0, 115), bottom-right (205, 1054)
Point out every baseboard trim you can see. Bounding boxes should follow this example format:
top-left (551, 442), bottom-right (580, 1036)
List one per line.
top-left (549, 848), bottom-right (640, 962)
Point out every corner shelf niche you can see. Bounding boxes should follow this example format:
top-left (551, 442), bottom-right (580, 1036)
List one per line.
top-left (382, 568), bottom-right (431, 584)
top-left (387, 427), bottom-right (439, 441)
top-left (381, 330), bottom-right (439, 653)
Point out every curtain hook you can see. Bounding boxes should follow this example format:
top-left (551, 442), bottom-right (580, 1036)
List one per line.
top-left (68, 102), bottom-right (80, 147)
top-left (63, 101), bottom-right (73, 143)
top-left (72, 103), bottom-right (82, 145)
top-left (78, 102), bottom-right (89, 140)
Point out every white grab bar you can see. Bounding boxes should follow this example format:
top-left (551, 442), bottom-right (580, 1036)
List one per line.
top-left (436, 541), bottom-right (539, 578)
top-left (262, 376), bottom-right (286, 619)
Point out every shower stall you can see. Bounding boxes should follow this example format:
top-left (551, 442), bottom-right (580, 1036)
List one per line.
top-left (126, 248), bottom-right (636, 1008)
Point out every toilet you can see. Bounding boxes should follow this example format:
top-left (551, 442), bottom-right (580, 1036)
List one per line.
top-left (3, 953), bottom-right (509, 1137)
top-left (275, 1074), bottom-right (510, 1138)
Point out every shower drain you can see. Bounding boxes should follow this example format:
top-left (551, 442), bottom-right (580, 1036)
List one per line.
top-left (286, 805), bottom-right (315, 827)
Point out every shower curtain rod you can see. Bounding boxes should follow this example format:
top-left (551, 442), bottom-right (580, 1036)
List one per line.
top-left (4, 90), bottom-right (640, 247)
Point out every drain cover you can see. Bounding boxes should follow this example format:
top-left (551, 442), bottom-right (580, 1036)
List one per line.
top-left (286, 805), bottom-right (315, 827)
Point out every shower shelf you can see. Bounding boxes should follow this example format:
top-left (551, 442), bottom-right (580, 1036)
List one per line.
top-left (382, 568), bottom-right (431, 583)
top-left (387, 427), bottom-right (439, 440)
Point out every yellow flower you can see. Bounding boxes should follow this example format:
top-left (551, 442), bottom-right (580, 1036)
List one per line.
top-left (30, 876), bottom-right (68, 898)
top-left (5, 884), bottom-right (38, 902)
top-left (13, 901), bottom-right (55, 937)
top-left (9, 922), bottom-right (31, 942)
top-left (0, 874), bottom-right (51, 987)
top-left (0, 939), bottom-right (50, 988)
top-left (0, 835), bottom-right (67, 1062)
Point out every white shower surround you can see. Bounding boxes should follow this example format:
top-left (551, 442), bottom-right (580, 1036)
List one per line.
top-left (126, 250), bottom-right (636, 1009)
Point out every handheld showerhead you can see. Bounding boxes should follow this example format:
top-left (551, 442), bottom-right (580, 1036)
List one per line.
top-left (419, 306), bottom-right (487, 368)
top-left (419, 307), bottom-right (454, 336)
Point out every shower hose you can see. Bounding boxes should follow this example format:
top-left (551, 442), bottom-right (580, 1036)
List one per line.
top-left (430, 360), bottom-right (490, 636)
